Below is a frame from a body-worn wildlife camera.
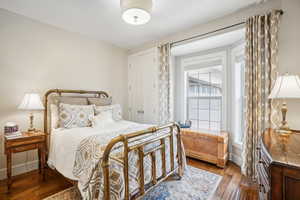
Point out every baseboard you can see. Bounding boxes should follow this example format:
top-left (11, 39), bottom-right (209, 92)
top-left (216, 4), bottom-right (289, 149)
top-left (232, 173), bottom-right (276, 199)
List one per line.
top-left (0, 160), bottom-right (39, 180)
top-left (229, 153), bottom-right (242, 166)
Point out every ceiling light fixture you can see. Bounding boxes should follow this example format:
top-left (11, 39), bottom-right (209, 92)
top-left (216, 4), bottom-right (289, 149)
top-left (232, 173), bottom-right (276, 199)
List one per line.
top-left (121, 0), bottom-right (152, 25)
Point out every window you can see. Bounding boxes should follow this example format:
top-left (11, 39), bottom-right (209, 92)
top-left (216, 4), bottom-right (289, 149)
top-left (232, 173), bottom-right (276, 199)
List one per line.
top-left (185, 66), bottom-right (223, 131)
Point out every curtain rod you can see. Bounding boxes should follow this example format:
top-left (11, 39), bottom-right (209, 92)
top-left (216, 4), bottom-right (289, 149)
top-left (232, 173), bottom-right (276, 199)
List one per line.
top-left (171, 21), bottom-right (245, 46)
top-left (170, 9), bottom-right (284, 47)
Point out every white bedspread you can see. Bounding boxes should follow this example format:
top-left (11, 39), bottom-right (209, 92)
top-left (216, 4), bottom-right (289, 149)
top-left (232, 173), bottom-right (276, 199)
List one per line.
top-left (47, 120), bottom-right (149, 180)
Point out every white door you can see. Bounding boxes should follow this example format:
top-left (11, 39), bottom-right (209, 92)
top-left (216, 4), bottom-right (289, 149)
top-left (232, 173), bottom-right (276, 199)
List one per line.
top-left (141, 51), bottom-right (158, 124)
top-left (128, 56), bottom-right (143, 122)
top-left (128, 48), bottom-right (158, 124)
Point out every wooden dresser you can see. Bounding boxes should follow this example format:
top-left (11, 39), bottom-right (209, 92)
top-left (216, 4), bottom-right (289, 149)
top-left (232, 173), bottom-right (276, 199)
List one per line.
top-left (258, 129), bottom-right (300, 200)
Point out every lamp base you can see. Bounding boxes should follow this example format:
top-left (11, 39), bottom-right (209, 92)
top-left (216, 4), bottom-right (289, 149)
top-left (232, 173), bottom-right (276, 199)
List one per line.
top-left (277, 101), bottom-right (293, 136)
top-left (28, 113), bottom-right (37, 133)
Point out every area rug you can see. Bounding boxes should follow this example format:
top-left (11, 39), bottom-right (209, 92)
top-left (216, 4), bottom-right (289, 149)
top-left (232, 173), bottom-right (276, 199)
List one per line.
top-left (44, 166), bottom-right (222, 200)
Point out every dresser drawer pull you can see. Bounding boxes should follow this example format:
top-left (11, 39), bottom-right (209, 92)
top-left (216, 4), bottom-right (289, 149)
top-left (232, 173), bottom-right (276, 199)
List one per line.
top-left (260, 184), bottom-right (265, 193)
top-left (259, 160), bottom-right (265, 164)
top-left (256, 147), bottom-right (261, 151)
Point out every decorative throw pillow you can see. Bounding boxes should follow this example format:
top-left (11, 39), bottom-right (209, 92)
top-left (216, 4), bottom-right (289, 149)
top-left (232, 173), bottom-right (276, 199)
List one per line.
top-left (87, 97), bottom-right (112, 106)
top-left (91, 109), bottom-right (114, 128)
top-left (58, 103), bottom-right (95, 129)
top-left (95, 104), bottom-right (122, 121)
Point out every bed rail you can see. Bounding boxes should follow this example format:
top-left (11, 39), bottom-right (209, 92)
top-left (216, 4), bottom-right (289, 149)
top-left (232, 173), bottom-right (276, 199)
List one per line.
top-left (102, 122), bottom-right (183, 200)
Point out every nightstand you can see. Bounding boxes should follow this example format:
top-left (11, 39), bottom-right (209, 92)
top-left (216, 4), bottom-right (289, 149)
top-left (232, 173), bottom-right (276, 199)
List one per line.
top-left (4, 131), bottom-right (46, 190)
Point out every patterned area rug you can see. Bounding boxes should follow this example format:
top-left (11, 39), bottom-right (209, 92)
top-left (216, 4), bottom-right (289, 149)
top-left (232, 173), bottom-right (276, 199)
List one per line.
top-left (44, 166), bottom-right (221, 200)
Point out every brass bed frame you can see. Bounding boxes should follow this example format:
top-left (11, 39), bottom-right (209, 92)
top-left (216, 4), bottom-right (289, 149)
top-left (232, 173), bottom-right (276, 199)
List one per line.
top-left (44, 89), bottom-right (183, 200)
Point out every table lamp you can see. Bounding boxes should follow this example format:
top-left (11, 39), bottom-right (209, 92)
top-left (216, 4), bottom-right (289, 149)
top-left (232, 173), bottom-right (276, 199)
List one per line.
top-left (18, 93), bottom-right (45, 132)
top-left (269, 73), bottom-right (300, 134)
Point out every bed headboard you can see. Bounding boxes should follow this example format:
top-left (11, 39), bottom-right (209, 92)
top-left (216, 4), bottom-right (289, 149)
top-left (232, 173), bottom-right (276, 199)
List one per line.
top-left (43, 89), bottom-right (109, 134)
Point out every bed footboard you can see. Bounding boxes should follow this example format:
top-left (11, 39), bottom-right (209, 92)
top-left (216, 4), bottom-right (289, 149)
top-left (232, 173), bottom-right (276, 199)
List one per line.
top-left (101, 123), bottom-right (183, 200)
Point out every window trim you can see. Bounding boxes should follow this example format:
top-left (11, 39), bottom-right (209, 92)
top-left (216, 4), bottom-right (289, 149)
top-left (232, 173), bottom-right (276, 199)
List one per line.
top-left (231, 43), bottom-right (246, 146)
top-left (179, 51), bottom-right (227, 130)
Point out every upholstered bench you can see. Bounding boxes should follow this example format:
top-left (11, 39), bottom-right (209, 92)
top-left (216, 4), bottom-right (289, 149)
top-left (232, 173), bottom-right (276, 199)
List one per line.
top-left (181, 129), bottom-right (229, 168)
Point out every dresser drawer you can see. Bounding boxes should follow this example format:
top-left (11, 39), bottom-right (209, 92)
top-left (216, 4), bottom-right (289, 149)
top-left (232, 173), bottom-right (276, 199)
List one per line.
top-left (257, 145), bottom-right (271, 199)
top-left (257, 162), bottom-right (270, 192)
top-left (259, 190), bottom-right (268, 200)
top-left (260, 149), bottom-right (271, 166)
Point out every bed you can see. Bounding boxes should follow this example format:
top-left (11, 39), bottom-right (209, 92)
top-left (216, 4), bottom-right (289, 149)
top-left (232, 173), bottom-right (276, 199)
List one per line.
top-left (44, 89), bottom-right (185, 200)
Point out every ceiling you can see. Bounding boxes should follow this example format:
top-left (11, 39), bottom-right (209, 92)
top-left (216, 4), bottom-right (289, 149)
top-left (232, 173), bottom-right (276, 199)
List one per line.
top-left (171, 28), bottom-right (245, 56)
top-left (0, 0), bottom-right (258, 49)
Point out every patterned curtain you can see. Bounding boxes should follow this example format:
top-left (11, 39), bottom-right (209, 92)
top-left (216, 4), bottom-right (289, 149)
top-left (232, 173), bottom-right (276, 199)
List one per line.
top-left (158, 43), bottom-right (172, 124)
top-left (242, 10), bottom-right (281, 178)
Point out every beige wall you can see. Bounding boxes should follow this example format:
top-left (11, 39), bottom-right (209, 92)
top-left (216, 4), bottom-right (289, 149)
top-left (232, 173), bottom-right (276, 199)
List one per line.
top-left (0, 9), bottom-right (128, 178)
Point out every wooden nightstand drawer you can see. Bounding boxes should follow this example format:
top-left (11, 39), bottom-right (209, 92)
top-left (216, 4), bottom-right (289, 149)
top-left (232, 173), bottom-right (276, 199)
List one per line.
top-left (6, 136), bottom-right (45, 148)
top-left (11, 143), bottom-right (39, 153)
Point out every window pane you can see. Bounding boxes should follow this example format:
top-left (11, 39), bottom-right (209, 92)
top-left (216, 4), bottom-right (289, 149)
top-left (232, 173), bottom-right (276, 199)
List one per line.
top-left (190, 120), bottom-right (198, 129)
top-left (186, 66), bottom-right (222, 131)
top-left (188, 106), bottom-right (198, 119)
top-left (198, 110), bottom-right (209, 121)
top-left (210, 98), bottom-right (221, 110)
top-left (198, 121), bottom-right (210, 129)
top-left (210, 122), bottom-right (220, 130)
top-left (210, 110), bottom-right (221, 122)
top-left (188, 98), bottom-right (198, 109)
top-left (198, 98), bottom-right (209, 110)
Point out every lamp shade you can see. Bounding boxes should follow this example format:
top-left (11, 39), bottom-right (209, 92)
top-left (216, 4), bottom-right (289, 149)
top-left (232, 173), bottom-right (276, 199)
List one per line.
top-left (269, 74), bottom-right (300, 99)
top-left (18, 93), bottom-right (44, 110)
top-left (121, 0), bottom-right (152, 25)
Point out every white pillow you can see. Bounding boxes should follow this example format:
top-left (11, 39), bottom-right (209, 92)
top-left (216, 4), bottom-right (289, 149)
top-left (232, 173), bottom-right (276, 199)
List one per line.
top-left (91, 109), bottom-right (114, 128)
top-left (95, 104), bottom-right (122, 121)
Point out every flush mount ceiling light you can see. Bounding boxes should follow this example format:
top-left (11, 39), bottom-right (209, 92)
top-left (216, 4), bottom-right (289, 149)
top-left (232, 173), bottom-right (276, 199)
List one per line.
top-left (121, 0), bottom-right (152, 25)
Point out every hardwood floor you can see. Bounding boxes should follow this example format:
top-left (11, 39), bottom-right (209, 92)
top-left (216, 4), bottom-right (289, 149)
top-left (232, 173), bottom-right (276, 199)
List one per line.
top-left (0, 168), bottom-right (73, 200)
top-left (188, 159), bottom-right (258, 200)
top-left (0, 158), bottom-right (258, 200)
